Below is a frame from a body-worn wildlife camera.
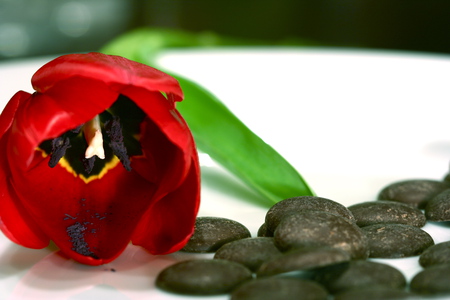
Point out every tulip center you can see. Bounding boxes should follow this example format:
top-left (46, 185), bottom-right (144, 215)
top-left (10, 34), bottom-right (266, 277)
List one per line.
top-left (84, 115), bottom-right (105, 160)
top-left (38, 95), bottom-right (145, 180)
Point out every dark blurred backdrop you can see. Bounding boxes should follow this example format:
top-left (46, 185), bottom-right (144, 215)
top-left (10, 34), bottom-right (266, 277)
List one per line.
top-left (1, 0), bottom-right (450, 60)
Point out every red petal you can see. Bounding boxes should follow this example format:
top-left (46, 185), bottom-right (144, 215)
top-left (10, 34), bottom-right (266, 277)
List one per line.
top-left (5, 95), bottom-right (199, 264)
top-left (0, 91), bottom-right (27, 137)
top-left (11, 78), bottom-right (118, 169)
top-left (0, 91), bottom-right (49, 248)
top-left (0, 136), bottom-right (49, 248)
top-left (8, 152), bottom-right (159, 265)
top-left (122, 87), bottom-right (195, 188)
top-left (32, 52), bottom-right (183, 103)
top-left (13, 53), bottom-right (186, 171)
top-left (122, 86), bottom-right (192, 150)
top-left (130, 116), bottom-right (200, 254)
top-left (132, 154), bottom-right (200, 254)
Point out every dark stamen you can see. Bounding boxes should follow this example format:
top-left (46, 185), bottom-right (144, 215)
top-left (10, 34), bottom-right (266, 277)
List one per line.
top-left (83, 156), bottom-right (96, 174)
top-left (66, 222), bottom-right (98, 258)
top-left (104, 116), bottom-right (132, 171)
top-left (71, 125), bottom-right (83, 134)
top-left (48, 136), bottom-right (71, 168)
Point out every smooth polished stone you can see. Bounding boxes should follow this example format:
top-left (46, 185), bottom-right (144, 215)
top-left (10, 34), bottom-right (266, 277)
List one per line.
top-left (256, 246), bottom-right (351, 277)
top-left (265, 196), bottom-right (355, 234)
top-left (182, 217), bottom-right (251, 253)
top-left (230, 277), bottom-right (328, 300)
top-left (313, 260), bottom-right (407, 294)
top-left (377, 179), bottom-right (450, 208)
top-left (348, 200), bottom-right (426, 227)
top-left (156, 259), bottom-right (252, 295)
top-left (361, 223), bottom-right (434, 258)
top-left (214, 237), bottom-right (281, 272)
top-left (419, 241), bottom-right (450, 268)
top-left (274, 211), bottom-right (368, 259)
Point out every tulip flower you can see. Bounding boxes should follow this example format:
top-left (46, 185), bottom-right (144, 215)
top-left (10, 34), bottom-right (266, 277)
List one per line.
top-left (0, 52), bottom-right (200, 266)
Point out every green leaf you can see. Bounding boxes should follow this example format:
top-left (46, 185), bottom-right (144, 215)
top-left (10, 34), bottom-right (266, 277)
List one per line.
top-left (174, 74), bottom-right (314, 204)
top-left (101, 28), bottom-right (314, 205)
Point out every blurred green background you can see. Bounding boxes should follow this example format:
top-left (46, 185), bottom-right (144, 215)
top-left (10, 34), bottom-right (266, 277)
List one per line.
top-left (1, 0), bottom-right (450, 60)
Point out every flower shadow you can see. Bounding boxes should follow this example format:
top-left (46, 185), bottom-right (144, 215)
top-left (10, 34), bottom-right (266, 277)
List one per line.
top-left (9, 245), bottom-right (183, 300)
top-left (0, 243), bottom-right (53, 279)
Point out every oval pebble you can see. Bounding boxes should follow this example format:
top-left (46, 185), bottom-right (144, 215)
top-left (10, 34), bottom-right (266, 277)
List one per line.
top-left (182, 217), bottom-right (251, 253)
top-left (334, 286), bottom-right (414, 300)
top-left (214, 237), bottom-right (282, 272)
top-left (425, 189), bottom-right (450, 221)
top-left (256, 246), bottom-right (351, 277)
top-left (419, 241), bottom-right (450, 268)
top-left (257, 223), bottom-right (271, 237)
top-left (155, 259), bottom-right (252, 295)
top-left (265, 196), bottom-right (356, 234)
top-left (313, 260), bottom-right (407, 294)
top-left (361, 223), bottom-right (434, 258)
top-left (377, 179), bottom-right (450, 208)
top-left (348, 200), bottom-right (426, 227)
top-left (410, 263), bottom-right (450, 296)
top-left (230, 277), bottom-right (328, 300)
top-left (274, 211), bottom-right (369, 259)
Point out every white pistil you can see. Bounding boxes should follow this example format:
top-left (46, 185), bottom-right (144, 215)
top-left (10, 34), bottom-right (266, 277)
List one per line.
top-left (83, 115), bottom-right (105, 159)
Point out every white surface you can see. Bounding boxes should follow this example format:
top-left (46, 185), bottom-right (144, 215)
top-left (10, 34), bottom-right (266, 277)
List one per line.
top-left (1, 48), bottom-right (450, 299)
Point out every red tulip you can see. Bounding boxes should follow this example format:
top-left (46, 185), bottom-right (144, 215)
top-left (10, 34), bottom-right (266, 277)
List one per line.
top-left (0, 53), bottom-right (200, 266)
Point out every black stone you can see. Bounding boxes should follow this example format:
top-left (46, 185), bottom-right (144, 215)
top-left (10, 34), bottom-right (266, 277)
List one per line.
top-left (257, 223), bottom-right (272, 237)
top-left (377, 179), bottom-right (450, 209)
top-left (425, 189), bottom-right (450, 221)
top-left (274, 211), bottom-right (369, 259)
top-left (182, 217), bottom-right (251, 253)
top-left (214, 237), bottom-right (282, 272)
top-left (155, 259), bottom-right (252, 295)
top-left (348, 200), bottom-right (426, 227)
top-left (265, 196), bottom-right (356, 234)
top-left (256, 246), bottom-right (351, 277)
top-left (419, 241), bottom-right (450, 268)
top-left (410, 263), bottom-right (450, 296)
top-left (313, 260), bottom-right (407, 294)
top-left (361, 223), bottom-right (434, 258)
top-left (230, 277), bottom-right (328, 300)
top-left (334, 286), bottom-right (414, 300)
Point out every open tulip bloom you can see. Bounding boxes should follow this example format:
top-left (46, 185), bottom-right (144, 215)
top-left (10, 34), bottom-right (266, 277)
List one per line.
top-left (0, 53), bottom-right (200, 266)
